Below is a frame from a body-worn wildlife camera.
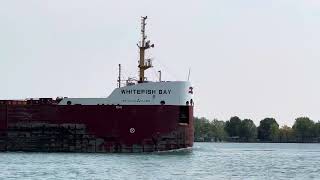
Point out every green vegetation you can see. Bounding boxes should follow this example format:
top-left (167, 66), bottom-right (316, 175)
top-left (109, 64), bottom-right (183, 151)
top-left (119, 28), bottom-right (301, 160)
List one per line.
top-left (258, 118), bottom-right (279, 142)
top-left (194, 118), bottom-right (227, 142)
top-left (194, 116), bottom-right (320, 143)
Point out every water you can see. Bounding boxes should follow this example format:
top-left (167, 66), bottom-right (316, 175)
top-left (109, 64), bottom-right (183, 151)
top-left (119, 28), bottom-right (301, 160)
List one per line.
top-left (1, 143), bottom-right (320, 180)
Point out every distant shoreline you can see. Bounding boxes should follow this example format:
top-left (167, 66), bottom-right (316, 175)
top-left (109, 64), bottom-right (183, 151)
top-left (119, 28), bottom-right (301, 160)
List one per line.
top-left (194, 116), bottom-right (320, 143)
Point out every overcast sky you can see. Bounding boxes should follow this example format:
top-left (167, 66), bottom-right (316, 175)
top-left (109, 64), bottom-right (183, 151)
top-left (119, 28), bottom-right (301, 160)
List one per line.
top-left (1, 0), bottom-right (319, 126)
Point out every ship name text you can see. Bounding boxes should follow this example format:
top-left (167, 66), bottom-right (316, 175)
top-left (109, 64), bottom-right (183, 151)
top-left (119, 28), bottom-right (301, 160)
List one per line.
top-left (121, 89), bottom-right (172, 95)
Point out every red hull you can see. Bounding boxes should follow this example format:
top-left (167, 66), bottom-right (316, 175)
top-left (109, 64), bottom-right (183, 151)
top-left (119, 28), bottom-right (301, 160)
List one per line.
top-left (0, 103), bottom-right (193, 152)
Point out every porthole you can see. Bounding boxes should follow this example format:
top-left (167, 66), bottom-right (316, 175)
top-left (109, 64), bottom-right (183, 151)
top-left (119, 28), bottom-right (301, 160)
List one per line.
top-left (67, 101), bottom-right (72, 105)
top-left (160, 100), bottom-right (165, 105)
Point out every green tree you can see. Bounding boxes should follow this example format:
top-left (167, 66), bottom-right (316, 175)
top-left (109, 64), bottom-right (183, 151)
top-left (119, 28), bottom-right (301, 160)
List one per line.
top-left (314, 122), bottom-right (320, 138)
top-left (194, 117), bottom-right (211, 141)
top-left (194, 117), bottom-right (227, 142)
top-left (279, 125), bottom-right (294, 142)
top-left (211, 119), bottom-right (227, 141)
top-left (258, 118), bottom-right (279, 141)
top-left (292, 117), bottom-right (315, 142)
top-left (270, 123), bottom-right (280, 142)
top-left (240, 119), bottom-right (257, 141)
top-left (225, 116), bottom-right (242, 137)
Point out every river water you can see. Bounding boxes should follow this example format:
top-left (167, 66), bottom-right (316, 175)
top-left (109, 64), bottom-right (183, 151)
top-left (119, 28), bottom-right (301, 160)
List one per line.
top-left (0, 143), bottom-right (320, 180)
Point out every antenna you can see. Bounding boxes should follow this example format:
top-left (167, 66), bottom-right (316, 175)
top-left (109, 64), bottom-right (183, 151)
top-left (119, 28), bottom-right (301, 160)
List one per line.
top-left (158, 70), bottom-right (162, 82)
top-left (137, 16), bottom-right (154, 83)
top-left (118, 64), bottom-right (121, 88)
top-left (187, 68), bottom-right (191, 81)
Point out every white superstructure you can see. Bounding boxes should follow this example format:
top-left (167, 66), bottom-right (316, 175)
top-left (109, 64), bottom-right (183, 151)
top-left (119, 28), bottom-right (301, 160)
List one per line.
top-left (59, 81), bottom-right (194, 106)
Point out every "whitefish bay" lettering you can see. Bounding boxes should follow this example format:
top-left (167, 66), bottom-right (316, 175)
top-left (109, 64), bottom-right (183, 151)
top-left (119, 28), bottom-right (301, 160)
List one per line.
top-left (121, 89), bottom-right (172, 95)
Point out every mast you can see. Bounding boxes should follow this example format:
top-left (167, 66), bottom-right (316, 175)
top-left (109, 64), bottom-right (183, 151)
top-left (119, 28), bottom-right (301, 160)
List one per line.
top-left (118, 64), bottom-right (121, 88)
top-left (138, 16), bottom-right (154, 83)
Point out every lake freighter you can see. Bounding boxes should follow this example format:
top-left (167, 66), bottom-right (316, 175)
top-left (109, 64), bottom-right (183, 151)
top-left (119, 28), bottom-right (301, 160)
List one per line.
top-left (0, 17), bottom-right (194, 153)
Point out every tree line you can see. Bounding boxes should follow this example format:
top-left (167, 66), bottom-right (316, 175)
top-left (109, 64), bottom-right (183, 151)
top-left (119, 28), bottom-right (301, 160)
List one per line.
top-left (194, 116), bottom-right (320, 143)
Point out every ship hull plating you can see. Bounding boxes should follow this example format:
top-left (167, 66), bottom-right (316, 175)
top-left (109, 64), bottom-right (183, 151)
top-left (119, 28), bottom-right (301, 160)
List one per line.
top-left (0, 104), bottom-right (193, 153)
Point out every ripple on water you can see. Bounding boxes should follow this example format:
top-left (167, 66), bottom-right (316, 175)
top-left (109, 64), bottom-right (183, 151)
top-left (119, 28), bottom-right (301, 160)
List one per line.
top-left (0, 143), bottom-right (320, 179)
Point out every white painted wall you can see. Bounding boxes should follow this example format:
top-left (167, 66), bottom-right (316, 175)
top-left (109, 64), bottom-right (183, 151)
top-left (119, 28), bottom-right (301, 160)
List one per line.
top-left (58, 81), bottom-right (194, 106)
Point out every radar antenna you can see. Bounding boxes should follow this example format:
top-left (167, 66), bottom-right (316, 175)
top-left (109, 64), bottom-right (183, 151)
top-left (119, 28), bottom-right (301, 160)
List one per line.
top-left (137, 16), bottom-right (154, 83)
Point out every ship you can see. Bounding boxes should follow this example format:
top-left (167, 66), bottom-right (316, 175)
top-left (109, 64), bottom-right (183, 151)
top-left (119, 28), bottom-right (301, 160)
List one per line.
top-left (0, 17), bottom-right (194, 153)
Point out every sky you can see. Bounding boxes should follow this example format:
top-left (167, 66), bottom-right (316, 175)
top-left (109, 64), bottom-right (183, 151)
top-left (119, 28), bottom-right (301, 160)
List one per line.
top-left (1, 0), bottom-right (320, 126)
